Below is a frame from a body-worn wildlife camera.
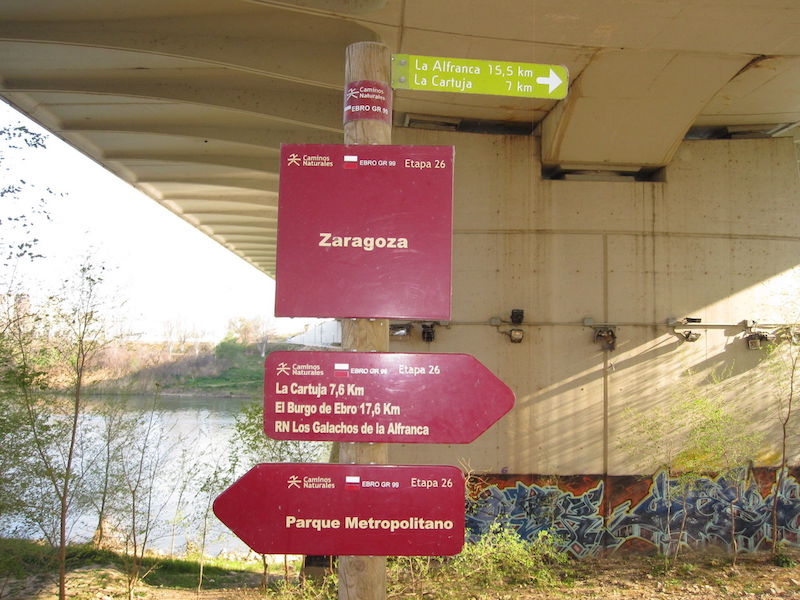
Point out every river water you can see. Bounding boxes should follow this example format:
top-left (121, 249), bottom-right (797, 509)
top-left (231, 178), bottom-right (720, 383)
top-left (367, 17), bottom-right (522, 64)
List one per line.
top-left (20, 394), bottom-right (258, 557)
top-left (102, 394), bottom-right (255, 556)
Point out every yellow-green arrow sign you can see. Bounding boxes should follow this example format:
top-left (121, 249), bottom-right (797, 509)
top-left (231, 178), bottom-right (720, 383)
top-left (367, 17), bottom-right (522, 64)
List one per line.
top-left (392, 54), bottom-right (568, 100)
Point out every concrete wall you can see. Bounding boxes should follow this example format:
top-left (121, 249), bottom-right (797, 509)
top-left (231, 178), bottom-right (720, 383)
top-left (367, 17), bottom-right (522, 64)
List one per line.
top-left (388, 128), bottom-right (800, 478)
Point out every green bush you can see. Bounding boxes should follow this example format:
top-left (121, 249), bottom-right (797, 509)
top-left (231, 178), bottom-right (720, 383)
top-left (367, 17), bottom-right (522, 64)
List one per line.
top-left (388, 555), bottom-right (439, 597)
top-left (387, 526), bottom-right (569, 597)
top-left (449, 525), bottom-right (568, 588)
top-left (773, 542), bottom-right (797, 568)
top-left (65, 544), bottom-right (118, 568)
top-left (0, 538), bottom-right (55, 578)
top-left (264, 573), bottom-right (338, 599)
top-left (214, 338), bottom-right (247, 362)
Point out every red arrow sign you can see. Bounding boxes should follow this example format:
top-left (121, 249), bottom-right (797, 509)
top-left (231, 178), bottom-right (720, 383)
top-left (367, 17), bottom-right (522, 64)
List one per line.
top-left (265, 352), bottom-right (515, 444)
top-left (213, 463), bottom-right (465, 556)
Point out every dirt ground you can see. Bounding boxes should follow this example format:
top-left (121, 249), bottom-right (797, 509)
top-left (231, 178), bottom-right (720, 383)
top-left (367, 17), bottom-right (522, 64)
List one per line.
top-left (549, 551), bottom-right (800, 600)
top-left (0, 567), bottom-right (262, 600)
top-left (3, 550), bottom-right (800, 599)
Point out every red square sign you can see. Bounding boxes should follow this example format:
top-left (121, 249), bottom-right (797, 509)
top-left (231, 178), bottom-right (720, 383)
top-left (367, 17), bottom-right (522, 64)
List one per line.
top-left (275, 144), bottom-right (454, 319)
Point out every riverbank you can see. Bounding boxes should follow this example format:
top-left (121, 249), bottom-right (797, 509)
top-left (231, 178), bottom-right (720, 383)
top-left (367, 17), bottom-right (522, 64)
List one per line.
top-left (82, 340), bottom-right (311, 398)
top-left (2, 539), bottom-right (799, 600)
top-left (0, 539), bottom-right (266, 599)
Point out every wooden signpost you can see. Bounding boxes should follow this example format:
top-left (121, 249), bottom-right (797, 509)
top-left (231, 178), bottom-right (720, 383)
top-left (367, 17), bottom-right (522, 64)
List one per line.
top-left (339, 41), bottom-right (393, 600)
top-left (214, 41), bottom-right (545, 600)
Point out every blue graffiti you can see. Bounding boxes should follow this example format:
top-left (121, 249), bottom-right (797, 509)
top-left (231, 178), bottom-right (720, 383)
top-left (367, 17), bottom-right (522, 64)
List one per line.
top-left (466, 470), bottom-right (800, 557)
top-left (607, 470), bottom-right (771, 553)
top-left (767, 471), bottom-right (800, 546)
top-left (466, 480), bottom-right (605, 558)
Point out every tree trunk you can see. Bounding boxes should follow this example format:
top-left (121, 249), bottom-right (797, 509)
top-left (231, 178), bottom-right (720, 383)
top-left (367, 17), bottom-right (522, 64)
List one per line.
top-left (261, 554), bottom-right (269, 588)
top-left (772, 349), bottom-right (796, 554)
top-left (59, 365), bottom-right (84, 600)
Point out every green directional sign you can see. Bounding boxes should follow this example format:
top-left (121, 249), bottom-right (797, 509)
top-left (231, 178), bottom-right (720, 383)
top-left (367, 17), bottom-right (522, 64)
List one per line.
top-left (392, 54), bottom-right (568, 100)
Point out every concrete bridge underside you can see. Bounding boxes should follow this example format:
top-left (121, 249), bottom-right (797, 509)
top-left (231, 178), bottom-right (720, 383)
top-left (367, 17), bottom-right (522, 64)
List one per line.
top-left (2, 0), bottom-right (800, 553)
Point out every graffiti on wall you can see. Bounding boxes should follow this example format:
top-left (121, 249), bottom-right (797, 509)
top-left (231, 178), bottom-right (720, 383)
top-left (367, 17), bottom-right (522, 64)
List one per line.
top-left (466, 468), bottom-right (800, 556)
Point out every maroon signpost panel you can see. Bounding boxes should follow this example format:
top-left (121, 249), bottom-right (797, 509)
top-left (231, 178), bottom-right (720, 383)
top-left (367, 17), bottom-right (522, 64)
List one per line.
top-left (213, 463), bottom-right (465, 556)
top-left (275, 144), bottom-right (454, 320)
top-left (265, 351), bottom-right (515, 444)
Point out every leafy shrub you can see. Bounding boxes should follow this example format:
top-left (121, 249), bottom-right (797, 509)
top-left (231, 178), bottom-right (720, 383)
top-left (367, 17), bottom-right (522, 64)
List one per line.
top-left (388, 555), bottom-right (438, 597)
top-left (0, 538), bottom-right (55, 578)
top-left (65, 543), bottom-right (118, 568)
top-left (214, 339), bottom-right (247, 362)
top-left (773, 542), bottom-right (797, 568)
top-left (449, 525), bottom-right (568, 588)
top-left (265, 572), bottom-right (338, 599)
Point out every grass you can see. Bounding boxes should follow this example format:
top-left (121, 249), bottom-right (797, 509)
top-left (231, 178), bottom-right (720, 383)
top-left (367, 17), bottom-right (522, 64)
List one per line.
top-left (0, 531), bottom-right (571, 599)
top-left (141, 555), bottom-right (262, 589)
top-left (6, 536), bottom-right (799, 600)
top-left (86, 340), bottom-right (293, 397)
top-left (0, 538), bottom-right (262, 590)
top-left (181, 365), bottom-right (263, 393)
top-left (167, 343), bottom-right (265, 395)
top-left (0, 538), bottom-right (56, 578)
